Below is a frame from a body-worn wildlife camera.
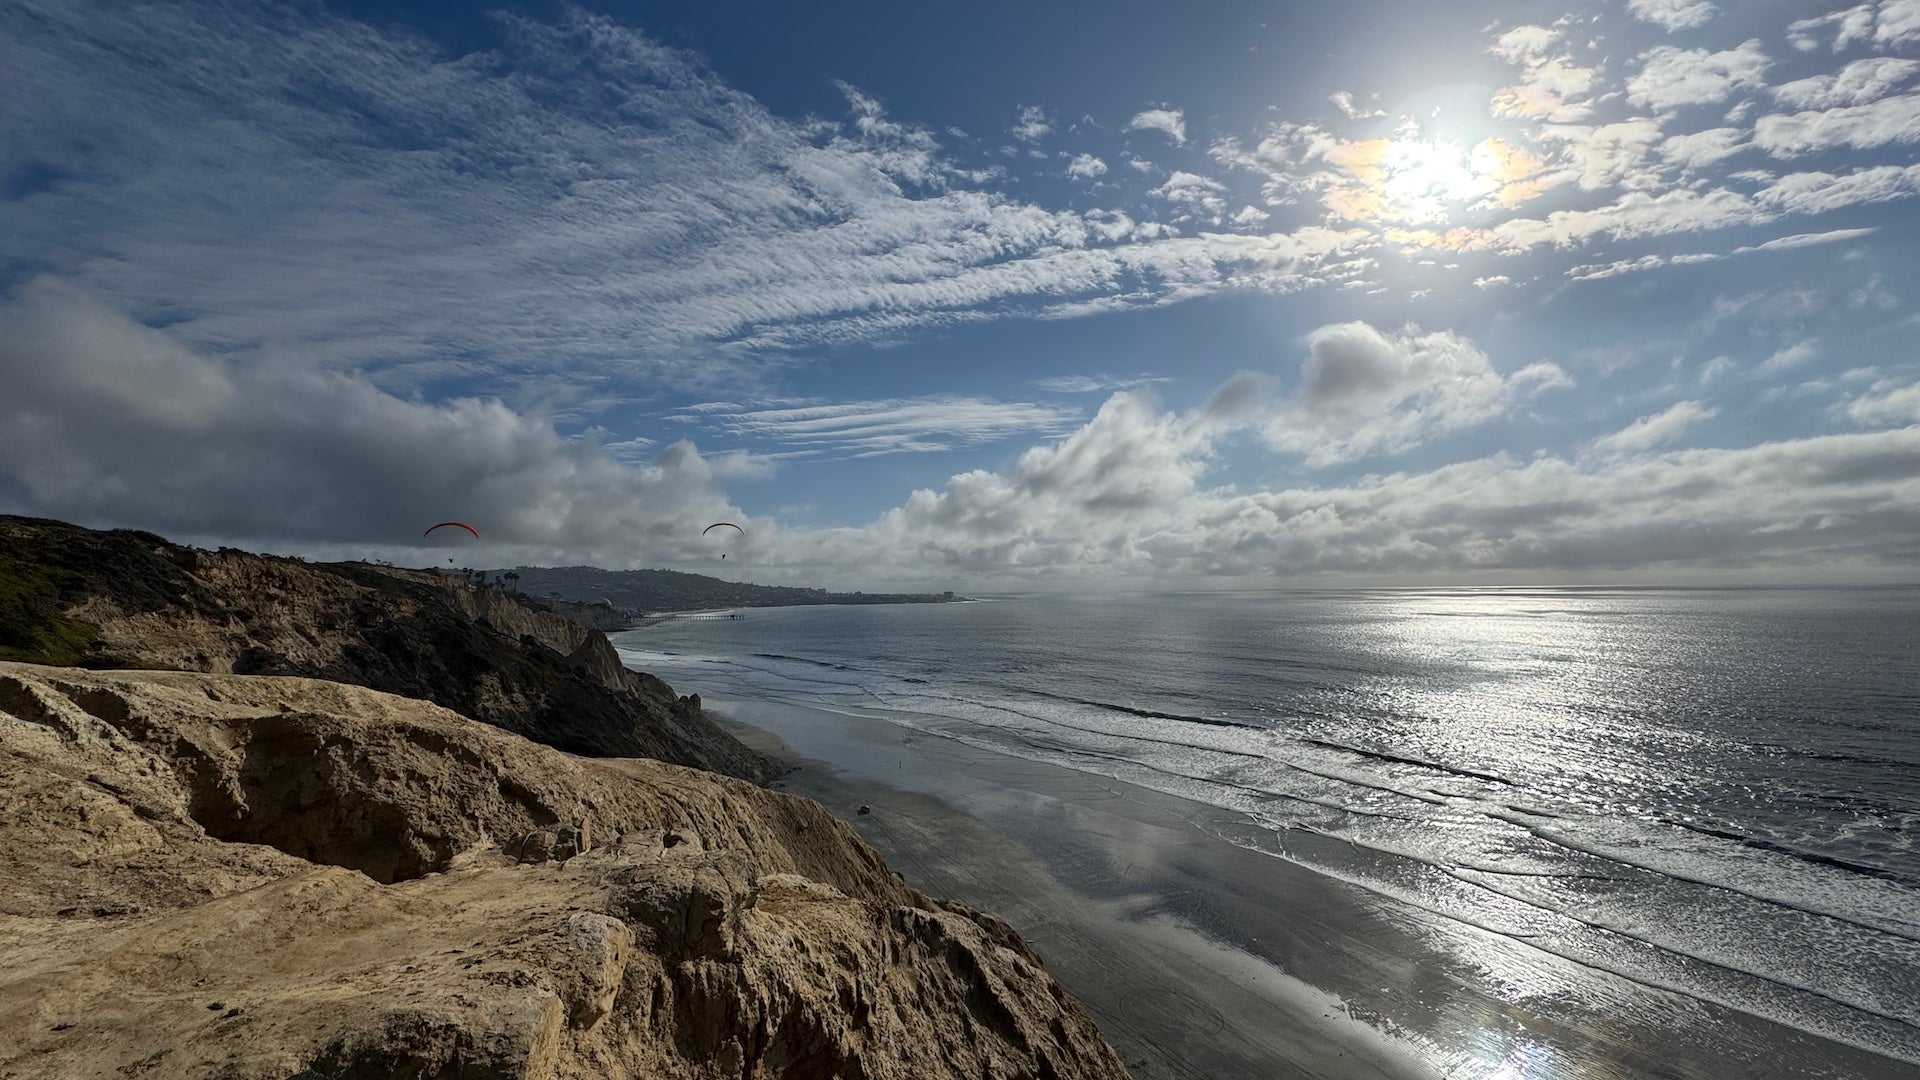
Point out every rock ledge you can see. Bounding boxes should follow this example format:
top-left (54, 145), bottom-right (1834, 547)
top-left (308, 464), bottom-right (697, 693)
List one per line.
top-left (0, 663), bottom-right (1129, 1080)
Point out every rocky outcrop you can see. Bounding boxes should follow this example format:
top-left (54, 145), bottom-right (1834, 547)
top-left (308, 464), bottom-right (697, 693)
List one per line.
top-left (0, 516), bottom-right (768, 780)
top-left (0, 663), bottom-right (1130, 1080)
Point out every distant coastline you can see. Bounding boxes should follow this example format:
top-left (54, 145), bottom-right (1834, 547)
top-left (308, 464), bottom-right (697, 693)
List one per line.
top-left (479, 564), bottom-right (966, 625)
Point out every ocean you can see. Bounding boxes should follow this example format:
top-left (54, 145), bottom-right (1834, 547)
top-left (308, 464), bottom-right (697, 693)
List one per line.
top-left (614, 587), bottom-right (1920, 1071)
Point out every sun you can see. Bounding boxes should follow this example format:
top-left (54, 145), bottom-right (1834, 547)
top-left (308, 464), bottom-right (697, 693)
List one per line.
top-left (1381, 140), bottom-right (1489, 219)
top-left (1322, 135), bottom-right (1551, 227)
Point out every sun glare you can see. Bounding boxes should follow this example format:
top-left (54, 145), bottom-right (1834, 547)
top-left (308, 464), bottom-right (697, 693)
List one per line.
top-left (1381, 139), bottom-right (1487, 218)
top-left (1323, 128), bottom-right (1549, 229)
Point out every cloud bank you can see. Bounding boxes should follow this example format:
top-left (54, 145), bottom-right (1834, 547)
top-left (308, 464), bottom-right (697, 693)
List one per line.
top-left (5, 284), bottom-right (1913, 584)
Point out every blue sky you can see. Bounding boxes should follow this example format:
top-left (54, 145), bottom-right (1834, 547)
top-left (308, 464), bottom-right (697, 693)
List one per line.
top-left (3, 0), bottom-right (1918, 585)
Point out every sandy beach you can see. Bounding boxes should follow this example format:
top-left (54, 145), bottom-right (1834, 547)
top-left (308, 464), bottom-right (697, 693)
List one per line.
top-left (711, 695), bottom-right (1919, 1080)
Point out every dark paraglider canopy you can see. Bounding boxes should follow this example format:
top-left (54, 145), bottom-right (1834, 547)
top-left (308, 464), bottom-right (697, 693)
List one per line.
top-left (704, 521), bottom-right (743, 558)
top-left (423, 521), bottom-right (480, 539)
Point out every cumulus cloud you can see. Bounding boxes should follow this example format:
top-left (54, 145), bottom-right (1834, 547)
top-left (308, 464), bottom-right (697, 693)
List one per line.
top-left (1145, 430), bottom-right (1920, 579)
top-left (0, 279), bottom-right (746, 561)
top-left (1260, 323), bottom-right (1567, 464)
top-left (810, 410), bottom-right (1920, 582)
top-left (1592, 401), bottom-right (1718, 454)
top-left (1065, 153), bottom-right (1108, 181)
top-left (1150, 171), bottom-right (1230, 218)
top-left (1627, 0), bottom-right (1718, 31)
top-left (1127, 107), bottom-right (1188, 146)
top-left (1627, 40), bottom-right (1770, 111)
top-left (849, 391), bottom-right (1214, 574)
top-left (9, 283), bottom-right (1915, 583)
top-left (1010, 104), bottom-right (1053, 143)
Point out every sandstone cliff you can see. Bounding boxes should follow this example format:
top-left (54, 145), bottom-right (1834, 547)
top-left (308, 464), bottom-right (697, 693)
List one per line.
top-left (0, 516), bottom-right (767, 780)
top-left (0, 663), bottom-right (1130, 1080)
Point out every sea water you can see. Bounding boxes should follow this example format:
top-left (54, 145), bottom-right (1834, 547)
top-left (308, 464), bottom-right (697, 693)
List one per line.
top-left (614, 587), bottom-right (1920, 1068)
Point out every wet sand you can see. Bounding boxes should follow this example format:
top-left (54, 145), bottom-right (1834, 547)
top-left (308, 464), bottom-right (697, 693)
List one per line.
top-left (711, 696), bottom-right (1919, 1080)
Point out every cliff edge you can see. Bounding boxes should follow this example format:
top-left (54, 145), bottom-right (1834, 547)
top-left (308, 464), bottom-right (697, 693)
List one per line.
top-left (0, 662), bottom-right (1130, 1080)
top-left (0, 516), bottom-right (767, 780)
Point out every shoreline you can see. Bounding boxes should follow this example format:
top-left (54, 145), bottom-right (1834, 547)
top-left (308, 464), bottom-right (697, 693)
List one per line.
top-left (712, 701), bottom-right (1431, 1080)
top-left (703, 693), bottom-right (1920, 1080)
top-left (621, 597), bottom-right (982, 630)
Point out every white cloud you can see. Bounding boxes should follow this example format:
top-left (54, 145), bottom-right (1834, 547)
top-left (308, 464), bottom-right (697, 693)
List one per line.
top-left (1568, 254), bottom-right (1679, 280)
top-left (1032, 374), bottom-right (1169, 394)
top-left (1494, 56), bottom-right (1601, 122)
top-left (1476, 177), bottom-right (1856, 252)
top-left (0, 3), bottom-right (1373, 386)
top-left (1878, 0), bottom-right (1920, 48)
top-left (1787, 5), bottom-right (1876, 52)
top-left (10, 281), bottom-right (1916, 583)
top-left (1761, 341), bottom-right (1820, 371)
top-left (1627, 0), bottom-right (1718, 31)
top-left (1659, 126), bottom-right (1749, 171)
top-left (1561, 226), bottom-right (1877, 282)
top-left (673, 397), bottom-right (1082, 458)
top-left (1065, 153), bottom-right (1108, 181)
top-left (1010, 105), bottom-right (1053, 143)
top-left (1229, 205), bottom-right (1271, 227)
top-left (1490, 25), bottom-right (1563, 65)
top-left (1151, 171), bottom-right (1230, 218)
top-left (1474, 275), bottom-right (1513, 289)
top-left (1753, 92), bottom-right (1920, 156)
top-left (1591, 400), bottom-right (1718, 453)
top-left (1780, 1), bottom-right (1920, 53)
top-left (1540, 119), bottom-right (1666, 189)
top-left (1329, 91), bottom-right (1384, 119)
top-left (1770, 58), bottom-right (1920, 109)
top-left (1127, 108), bottom-right (1188, 146)
top-left (1737, 227), bottom-right (1879, 253)
top-left (1756, 162), bottom-right (1920, 215)
top-left (0, 279), bottom-right (746, 559)
top-left (1627, 40), bottom-right (1770, 111)
top-left (1261, 323), bottom-right (1562, 464)
top-left (807, 411), bottom-right (1920, 582)
top-left (853, 391), bottom-right (1213, 574)
top-left (1845, 377), bottom-right (1920, 426)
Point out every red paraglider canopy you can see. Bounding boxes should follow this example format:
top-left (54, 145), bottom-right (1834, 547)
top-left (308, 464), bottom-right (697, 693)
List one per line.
top-left (423, 521), bottom-right (480, 539)
top-left (702, 522), bottom-right (744, 535)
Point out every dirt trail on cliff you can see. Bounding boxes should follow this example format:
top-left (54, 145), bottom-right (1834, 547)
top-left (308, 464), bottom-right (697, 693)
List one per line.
top-left (0, 662), bottom-right (1131, 1080)
top-left (0, 516), bottom-right (767, 780)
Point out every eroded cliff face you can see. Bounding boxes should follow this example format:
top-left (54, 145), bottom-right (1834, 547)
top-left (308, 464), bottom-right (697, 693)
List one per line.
top-left (0, 516), bottom-right (766, 780)
top-left (0, 663), bottom-right (1130, 1080)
